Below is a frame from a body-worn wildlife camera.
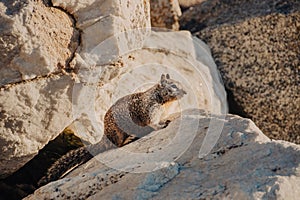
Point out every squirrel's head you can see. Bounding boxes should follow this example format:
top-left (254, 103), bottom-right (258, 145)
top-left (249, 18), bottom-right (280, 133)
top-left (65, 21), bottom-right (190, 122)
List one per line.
top-left (158, 74), bottom-right (187, 103)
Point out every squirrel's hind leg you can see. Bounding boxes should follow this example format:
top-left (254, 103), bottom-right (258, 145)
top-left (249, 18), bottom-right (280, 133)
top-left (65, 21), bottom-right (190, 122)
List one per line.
top-left (122, 135), bottom-right (139, 146)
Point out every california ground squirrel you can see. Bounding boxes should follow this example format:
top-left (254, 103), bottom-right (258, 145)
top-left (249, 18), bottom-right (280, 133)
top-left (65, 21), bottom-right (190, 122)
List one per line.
top-left (38, 74), bottom-right (186, 186)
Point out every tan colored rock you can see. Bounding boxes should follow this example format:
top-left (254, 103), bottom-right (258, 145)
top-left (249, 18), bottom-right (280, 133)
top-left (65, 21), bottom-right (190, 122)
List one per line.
top-left (0, 0), bottom-right (78, 87)
top-left (25, 109), bottom-right (300, 199)
top-left (150, 0), bottom-right (182, 30)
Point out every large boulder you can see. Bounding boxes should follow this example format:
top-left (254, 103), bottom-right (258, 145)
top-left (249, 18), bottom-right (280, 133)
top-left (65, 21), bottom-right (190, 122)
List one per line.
top-left (25, 109), bottom-right (300, 199)
top-left (180, 0), bottom-right (300, 143)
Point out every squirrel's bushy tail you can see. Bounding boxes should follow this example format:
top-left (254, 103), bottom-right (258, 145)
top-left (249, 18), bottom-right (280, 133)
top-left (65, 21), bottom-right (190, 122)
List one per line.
top-left (38, 137), bottom-right (116, 187)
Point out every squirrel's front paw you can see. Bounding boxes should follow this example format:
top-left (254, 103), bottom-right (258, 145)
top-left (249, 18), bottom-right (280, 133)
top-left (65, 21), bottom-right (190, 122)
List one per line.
top-left (123, 135), bottom-right (139, 145)
top-left (158, 120), bottom-right (171, 129)
top-left (151, 120), bottom-right (171, 130)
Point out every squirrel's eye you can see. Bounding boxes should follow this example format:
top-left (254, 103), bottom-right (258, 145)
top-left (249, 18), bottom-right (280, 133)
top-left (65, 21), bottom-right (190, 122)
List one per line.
top-left (171, 84), bottom-right (177, 89)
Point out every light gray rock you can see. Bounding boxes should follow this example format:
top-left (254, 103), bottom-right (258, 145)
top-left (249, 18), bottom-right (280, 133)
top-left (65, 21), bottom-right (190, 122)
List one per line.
top-left (25, 109), bottom-right (300, 200)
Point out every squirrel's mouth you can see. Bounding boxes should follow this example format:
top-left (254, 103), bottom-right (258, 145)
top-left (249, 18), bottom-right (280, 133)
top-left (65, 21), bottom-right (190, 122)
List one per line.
top-left (176, 89), bottom-right (187, 98)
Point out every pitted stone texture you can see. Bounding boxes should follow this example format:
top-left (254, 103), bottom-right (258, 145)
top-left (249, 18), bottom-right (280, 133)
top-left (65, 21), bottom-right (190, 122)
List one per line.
top-left (25, 110), bottom-right (300, 200)
top-left (181, 0), bottom-right (300, 143)
top-left (0, 0), bottom-right (77, 87)
top-left (150, 0), bottom-right (182, 30)
top-left (198, 13), bottom-right (300, 144)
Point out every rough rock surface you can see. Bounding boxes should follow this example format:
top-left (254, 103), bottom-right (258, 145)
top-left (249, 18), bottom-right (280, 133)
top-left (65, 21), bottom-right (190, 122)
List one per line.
top-left (0, 0), bottom-right (78, 87)
top-left (25, 109), bottom-right (300, 200)
top-left (150, 0), bottom-right (182, 30)
top-left (180, 0), bottom-right (300, 143)
top-left (0, 0), bottom-right (151, 177)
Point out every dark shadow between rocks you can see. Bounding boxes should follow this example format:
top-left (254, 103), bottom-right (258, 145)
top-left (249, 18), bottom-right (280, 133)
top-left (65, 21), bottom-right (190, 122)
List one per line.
top-left (1, 0), bottom-right (29, 16)
top-left (0, 129), bottom-right (84, 200)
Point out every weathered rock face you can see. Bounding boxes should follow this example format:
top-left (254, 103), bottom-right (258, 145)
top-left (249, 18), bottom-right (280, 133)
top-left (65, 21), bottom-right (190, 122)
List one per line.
top-left (25, 109), bottom-right (300, 200)
top-left (150, 0), bottom-right (182, 30)
top-left (180, 0), bottom-right (300, 144)
top-left (0, 0), bottom-right (151, 177)
top-left (0, 0), bottom-right (78, 86)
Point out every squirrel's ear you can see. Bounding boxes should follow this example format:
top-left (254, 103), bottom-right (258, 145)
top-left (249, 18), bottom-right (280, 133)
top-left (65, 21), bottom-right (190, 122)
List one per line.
top-left (160, 74), bottom-right (166, 86)
top-left (166, 74), bottom-right (170, 79)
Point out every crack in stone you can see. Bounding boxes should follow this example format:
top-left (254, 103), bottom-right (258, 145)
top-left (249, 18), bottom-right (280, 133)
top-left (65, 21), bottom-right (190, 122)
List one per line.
top-left (0, 71), bottom-right (72, 91)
